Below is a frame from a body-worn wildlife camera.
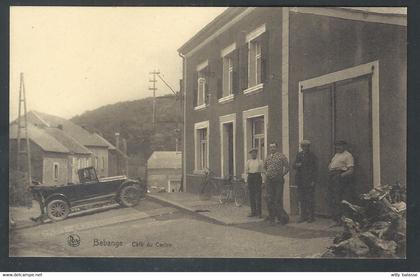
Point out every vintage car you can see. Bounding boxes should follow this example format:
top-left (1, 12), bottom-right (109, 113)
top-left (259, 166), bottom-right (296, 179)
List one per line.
top-left (30, 167), bottom-right (147, 221)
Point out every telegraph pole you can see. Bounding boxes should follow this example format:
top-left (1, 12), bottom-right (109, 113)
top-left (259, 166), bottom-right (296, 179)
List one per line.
top-left (149, 70), bottom-right (160, 130)
top-left (16, 73), bottom-right (32, 187)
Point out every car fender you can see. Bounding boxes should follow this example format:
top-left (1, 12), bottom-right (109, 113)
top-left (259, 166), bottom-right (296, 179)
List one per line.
top-left (118, 180), bottom-right (146, 196)
top-left (45, 193), bottom-right (70, 206)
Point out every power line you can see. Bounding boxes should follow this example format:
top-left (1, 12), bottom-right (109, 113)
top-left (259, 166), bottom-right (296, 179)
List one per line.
top-left (148, 70), bottom-right (160, 130)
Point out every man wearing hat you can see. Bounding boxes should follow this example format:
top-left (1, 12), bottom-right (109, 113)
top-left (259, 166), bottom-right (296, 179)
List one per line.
top-left (328, 140), bottom-right (355, 224)
top-left (245, 148), bottom-right (264, 218)
top-left (293, 140), bottom-right (318, 223)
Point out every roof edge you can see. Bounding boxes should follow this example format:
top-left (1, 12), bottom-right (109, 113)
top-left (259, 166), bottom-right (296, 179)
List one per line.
top-left (178, 7), bottom-right (407, 57)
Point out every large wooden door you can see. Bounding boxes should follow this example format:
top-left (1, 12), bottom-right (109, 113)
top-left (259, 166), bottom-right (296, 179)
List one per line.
top-left (302, 74), bottom-right (373, 215)
top-left (303, 85), bottom-right (333, 215)
top-left (334, 75), bottom-right (373, 195)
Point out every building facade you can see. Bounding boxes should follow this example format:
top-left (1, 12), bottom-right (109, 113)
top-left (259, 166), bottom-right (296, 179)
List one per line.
top-left (178, 7), bottom-right (406, 215)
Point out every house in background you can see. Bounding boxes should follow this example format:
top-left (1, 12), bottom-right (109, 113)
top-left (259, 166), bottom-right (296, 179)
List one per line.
top-left (10, 111), bottom-right (127, 185)
top-left (178, 7), bottom-right (406, 215)
top-left (9, 122), bottom-right (91, 185)
top-left (147, 151), bottom-right (182, 192)
top-left (25, 111), bottom-right (111, 177)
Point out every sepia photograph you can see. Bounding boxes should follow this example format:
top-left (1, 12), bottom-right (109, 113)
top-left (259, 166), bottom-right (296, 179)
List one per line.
top-left (8, 6), bottom-right (407, 259)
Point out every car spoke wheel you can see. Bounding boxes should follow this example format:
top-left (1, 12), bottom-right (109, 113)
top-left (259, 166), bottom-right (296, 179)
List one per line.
top-left (47, 199), bottom-right (70, 221)
top-left (119, 185), bottom-right (140, 207)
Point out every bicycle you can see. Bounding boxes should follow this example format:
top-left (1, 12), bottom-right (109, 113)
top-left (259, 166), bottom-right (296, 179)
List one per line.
top-left (218, 175), bottom-right (248, 207)
top-left (198, 168), bottom-right (224, 201)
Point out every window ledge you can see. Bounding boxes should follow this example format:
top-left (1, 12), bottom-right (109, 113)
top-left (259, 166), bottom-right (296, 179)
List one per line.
top-left (243, 83), bottom-right (264, 95)
top-left (194, 104), bottom-right (207, 111)
top-left (218, 94), bottom-right (234, 104)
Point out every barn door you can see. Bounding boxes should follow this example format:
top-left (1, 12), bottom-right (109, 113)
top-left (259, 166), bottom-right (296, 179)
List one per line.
top-left (334, 75), bottom-right (373, 195)
top-left (302, 74), bottom-right (373, 216)
top-left (303, 84), bottom-right (333, 216)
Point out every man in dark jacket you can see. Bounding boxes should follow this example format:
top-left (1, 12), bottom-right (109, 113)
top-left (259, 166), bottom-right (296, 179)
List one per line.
top-left (293, 140), bottom-right (317, 223)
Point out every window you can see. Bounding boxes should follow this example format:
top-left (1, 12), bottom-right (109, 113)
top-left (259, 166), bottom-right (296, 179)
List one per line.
top-left (243, 106), bottom-right (268, 171)
top-left (198, 129), bottom-right (208, 170)
top-left (244, 24), bottom-right (266, 93)
top-left (195, 60), bottom-right (208, 109)
top-left (197, 76), bottom-right (206, 106)
top-left (222, 56), bottom-right (234, 97)
top-left (53, 163), bottom-right (59, 180)
top-left (220, 43), bottom-right (236, 100)
top-left (248, 39), bottom-right (262, 88)
top-left (194, 121), bottom-right (209, 172)
top-left (102, 157), bottom-right (105, 170)
top-left (78, 158), bottom-right (82, 169)
top-left (251, 117), bottom-right (265, 161)
top-left (95, 157), bottom-right (98, 169)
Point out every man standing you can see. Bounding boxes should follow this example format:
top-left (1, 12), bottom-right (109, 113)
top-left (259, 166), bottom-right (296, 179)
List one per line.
top-left (328, 140), bottom-right (354, 224)
top-left (264, 142), bottom-right (290, 225)
top-left (293, 140), bottom-right (317, 223)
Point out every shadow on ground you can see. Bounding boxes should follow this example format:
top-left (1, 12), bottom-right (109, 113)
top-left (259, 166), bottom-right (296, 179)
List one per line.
top-left (232, 220), bottom-right (340, 239)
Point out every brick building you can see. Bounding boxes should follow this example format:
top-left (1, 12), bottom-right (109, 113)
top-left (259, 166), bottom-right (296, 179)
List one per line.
top-left (178, 7), bottom-right (406, 215)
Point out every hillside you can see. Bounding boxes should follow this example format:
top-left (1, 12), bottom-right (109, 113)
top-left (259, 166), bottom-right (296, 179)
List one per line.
top-left (71, 94), bottom-right (182, 164)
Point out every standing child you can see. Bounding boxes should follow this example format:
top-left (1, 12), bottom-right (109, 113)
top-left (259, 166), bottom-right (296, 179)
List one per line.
top-left (245, 148), bottom-right (264, 218)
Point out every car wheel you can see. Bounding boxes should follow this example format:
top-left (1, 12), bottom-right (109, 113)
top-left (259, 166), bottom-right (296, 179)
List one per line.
top-left (47, 199), bottom-right (70, 221)
top-left (118, 185), bottom-right (140, 207)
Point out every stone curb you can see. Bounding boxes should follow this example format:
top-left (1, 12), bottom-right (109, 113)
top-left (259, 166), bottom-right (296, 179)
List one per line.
top-left (146, 194), bottom-right (229, 225)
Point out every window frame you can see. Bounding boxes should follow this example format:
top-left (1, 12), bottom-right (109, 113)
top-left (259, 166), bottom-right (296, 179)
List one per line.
top-left (242, 106), bottom-right (268, 177)
top-left (195, 60), bottom-right (209, 110)
top-left (244, 24), bottom-right (266, 94)
top-left (220, 43), bottom-right (237, 102)
top-left (194, 121), bottom-right (210, 173)
top-left (53, 162), bottom-right (59, 181)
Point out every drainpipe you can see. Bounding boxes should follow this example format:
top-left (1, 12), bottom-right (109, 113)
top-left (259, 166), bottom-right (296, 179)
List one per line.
top-left (178, 51), bottom-right (186, 192)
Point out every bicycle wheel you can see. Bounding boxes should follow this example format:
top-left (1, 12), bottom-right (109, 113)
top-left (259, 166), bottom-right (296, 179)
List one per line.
top-left (219, 188), bottom-right (230, 204)
top-left (199, 180), bottom-right (212, 201)
top-left (234, 185), bottom-right (247, 207)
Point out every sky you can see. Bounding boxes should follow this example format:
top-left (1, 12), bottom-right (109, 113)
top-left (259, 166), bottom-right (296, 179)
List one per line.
top-left (10, 7), bottom-right (227, 120)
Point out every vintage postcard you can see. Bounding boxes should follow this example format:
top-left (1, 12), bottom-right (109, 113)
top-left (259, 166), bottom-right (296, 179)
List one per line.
top-left (9, 6), bottom-right (407, 259)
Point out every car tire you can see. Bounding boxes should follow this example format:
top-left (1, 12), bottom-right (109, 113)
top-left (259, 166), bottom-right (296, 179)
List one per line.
top-left (47, 199), bottom-right (70, 221)
top-left (118, 185), bottom-right (140, 207)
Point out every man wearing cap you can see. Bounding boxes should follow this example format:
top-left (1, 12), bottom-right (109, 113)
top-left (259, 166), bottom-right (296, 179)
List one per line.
top-left (328, 140), bottom-right (355, 224)
top-left (245, 148), bottom-right (264, 218)
top-left (293, 140), bottom-right (318, 223)
top-left (264, 142), bottom-right (290, 225)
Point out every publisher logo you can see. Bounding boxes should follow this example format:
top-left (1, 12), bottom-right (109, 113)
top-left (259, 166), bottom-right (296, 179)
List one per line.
top-left (67, 234), bottom-right (81, 247)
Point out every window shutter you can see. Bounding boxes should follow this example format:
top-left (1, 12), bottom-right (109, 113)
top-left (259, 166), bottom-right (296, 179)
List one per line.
top-left (232, 49), bottom-right (239, 94)
top-left (239, 43), bottom-right (248, 92)
top-left (193, 71), bottom-right (198, 107)
top-left (261, 30), bottom-right (269, 83)
top-left (204, 77), bottom-right (210, 105)
top-left (217, 57), bottom-right (223, 99)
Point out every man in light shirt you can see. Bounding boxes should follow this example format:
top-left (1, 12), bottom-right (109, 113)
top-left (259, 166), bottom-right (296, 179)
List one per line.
top-left (245, 148), bottom-right (264, 218)
top-left (328, 140), bottom-right (355, 224)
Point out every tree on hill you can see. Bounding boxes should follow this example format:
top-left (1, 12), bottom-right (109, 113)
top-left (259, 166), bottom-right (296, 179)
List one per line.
top-left (71, 94), bottom-right (182, 167)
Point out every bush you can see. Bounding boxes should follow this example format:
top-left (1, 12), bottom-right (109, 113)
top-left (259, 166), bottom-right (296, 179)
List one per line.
top-left (9, 170), bottom-right (33, 207)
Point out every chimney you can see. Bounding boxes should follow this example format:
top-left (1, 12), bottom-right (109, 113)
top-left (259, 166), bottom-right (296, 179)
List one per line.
top-left (115, 132), bottom-right (120, 150)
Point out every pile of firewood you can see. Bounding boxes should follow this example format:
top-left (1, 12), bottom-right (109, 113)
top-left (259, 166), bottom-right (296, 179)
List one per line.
top-left (322, 182), bottom-right (406, 258)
